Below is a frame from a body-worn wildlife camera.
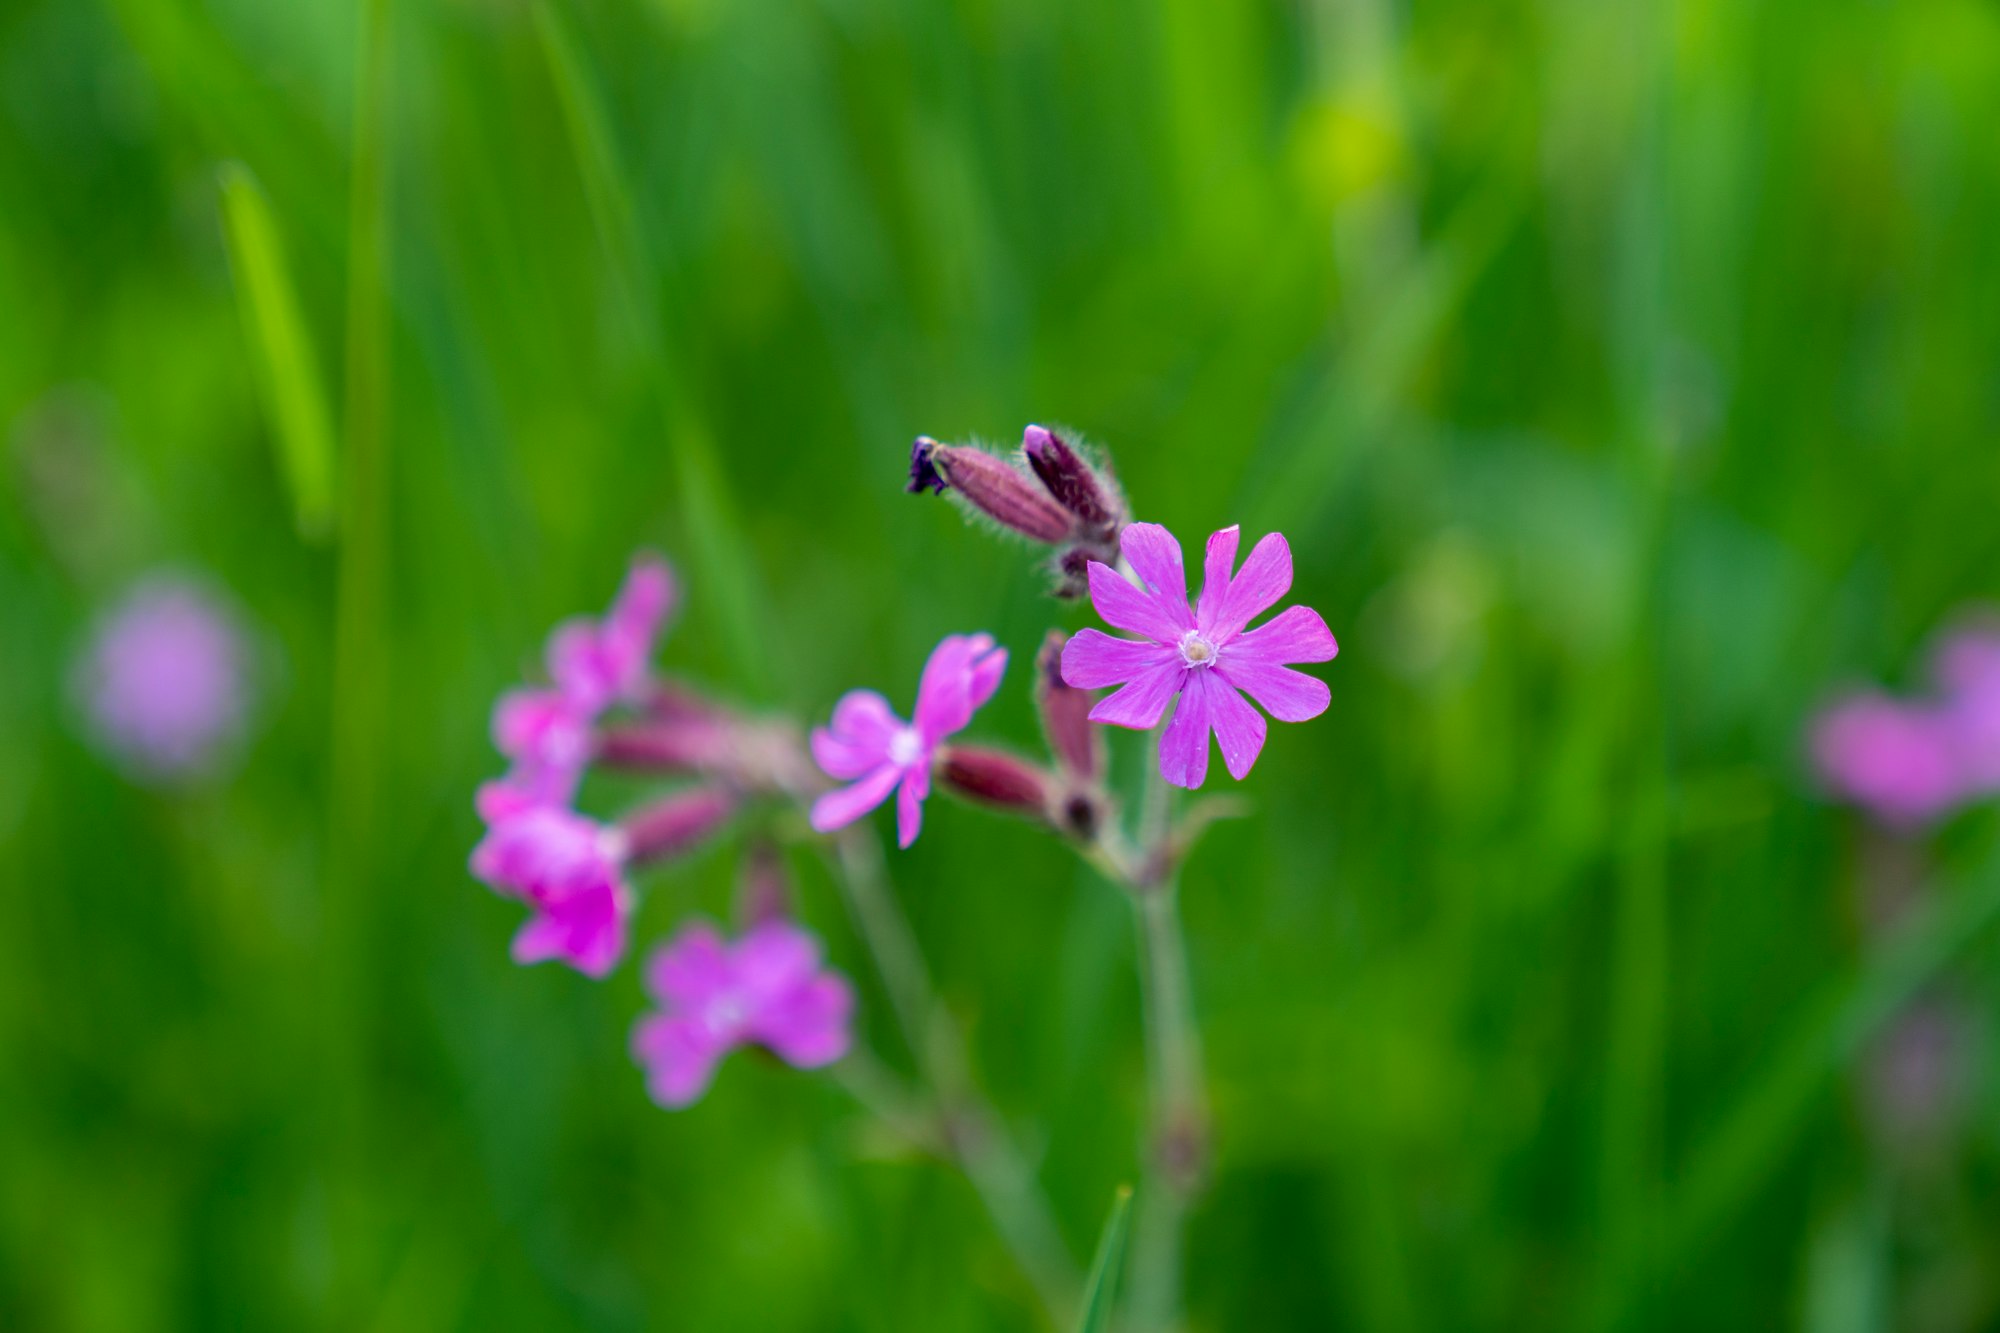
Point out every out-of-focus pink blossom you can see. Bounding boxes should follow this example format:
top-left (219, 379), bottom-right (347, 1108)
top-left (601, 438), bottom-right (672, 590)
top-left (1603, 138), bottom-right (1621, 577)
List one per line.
top-left (1062, 522), bottom-right (1337, 789)
top-left (630, 920), bottom-right (854, 1108)
top-left (481, 554), bottom-right (676, 817)
top-left (1809, 692), bottom-right (1962, 827)
top-left (76, 573), bottom-right (252, 784)
top-left (1931, 621), bottom-right (2000, 792)
top-left (470, 806), bottom-right (634, 978)
top-left (809, 633), bottom-right (1007, 847)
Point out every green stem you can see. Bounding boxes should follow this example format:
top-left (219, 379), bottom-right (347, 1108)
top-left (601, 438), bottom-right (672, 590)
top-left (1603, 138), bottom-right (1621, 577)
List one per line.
top-left (1121, 731), bottom-right (1208, 1333)
top-left (828, 829), bottom-right (1080, 1325)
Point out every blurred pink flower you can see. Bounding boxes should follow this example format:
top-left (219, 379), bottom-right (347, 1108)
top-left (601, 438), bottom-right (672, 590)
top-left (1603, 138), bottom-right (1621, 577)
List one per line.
top-left (631, 920), bottom-right (854, 1108)
top-left (1062, 522), bottom-right (1337, 789)
top-left (77, 573), bottom-right (252, 784)
top-left (470, 805), bottom-right (634, 977)
top-left (1931, 621), bottom-right (2000, 792)
top-left (481, 554), bottom-right (675, 818)
top-left (809, 633), bottom-right (1008, 847)
top-left (1809, 692), bottom-right (1962, 826)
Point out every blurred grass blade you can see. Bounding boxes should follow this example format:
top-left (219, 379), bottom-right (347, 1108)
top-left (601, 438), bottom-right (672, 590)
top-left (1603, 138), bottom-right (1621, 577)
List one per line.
top-left (1633, 848), bottom-right (2000, 1310)
top-left (532, 0), bottom-right (772, 695)
top-left (1076, 1184), bottom-right (1133, 1333)
top-left (218, 163), bottom-right (337, 539)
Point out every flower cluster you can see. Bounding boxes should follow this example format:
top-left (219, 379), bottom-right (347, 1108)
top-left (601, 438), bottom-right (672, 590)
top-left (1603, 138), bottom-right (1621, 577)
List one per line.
top-left (471, 421), bottom-right (1343, 1112)
top-left (1810, 619), bottom-right (2000, 826)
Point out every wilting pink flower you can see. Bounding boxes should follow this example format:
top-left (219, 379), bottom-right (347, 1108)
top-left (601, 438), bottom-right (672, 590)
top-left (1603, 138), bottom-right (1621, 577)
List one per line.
top-left (1809, 692), bottom-right (1962, 826)
top-left (481, 554), bottom-right (676, 817)
top-left (631, 920), bottom-right (854, 1108)
top-left (1062, 522), bottom-right (1337, 789)
top-left (76, 573), bottom-right (252, 783)
top-left (809, 633), bottom-right (1008, 847)
top-left (470, 806), bottom-right (634, 977)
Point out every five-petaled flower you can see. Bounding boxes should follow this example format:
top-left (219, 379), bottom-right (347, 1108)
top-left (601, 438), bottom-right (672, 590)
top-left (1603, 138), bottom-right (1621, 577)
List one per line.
top-left (809, 633), bottom-right (1008, 846)
top-left (1062, 522), bottom-right (1337, 789)
top-left (480, 554), bottom-right (676, 817)
top-left (471, 805), bottom-right (635, 978)
top-left (631, 920), bottom-right (854, 1108)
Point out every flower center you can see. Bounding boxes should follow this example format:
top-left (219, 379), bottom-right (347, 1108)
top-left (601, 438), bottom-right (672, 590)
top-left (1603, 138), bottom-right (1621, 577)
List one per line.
top-left (887, 726), bottom-right (925, 768)
top-left (1178, 630), bottom-right (1220, 669)
top-left (704, 994), bottom-right (748, 1037)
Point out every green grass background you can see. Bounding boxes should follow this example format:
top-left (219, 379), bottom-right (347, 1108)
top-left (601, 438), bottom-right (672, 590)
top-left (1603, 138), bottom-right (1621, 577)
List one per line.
top-left (5, 0), bottom-right (2000, 1327)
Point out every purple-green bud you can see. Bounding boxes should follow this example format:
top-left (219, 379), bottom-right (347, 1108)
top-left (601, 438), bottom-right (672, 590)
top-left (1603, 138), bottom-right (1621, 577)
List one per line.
top-left (1022, 424), bottom-right (1119, 530)
top-left (618, 785), bottom-right (738, 865)
top-left (908, 436), bottom-right (1076, 545)
top-left (1035, 631), bottom-right (1103, 783)
top-left (937, 745), bottom-right (1055, 821)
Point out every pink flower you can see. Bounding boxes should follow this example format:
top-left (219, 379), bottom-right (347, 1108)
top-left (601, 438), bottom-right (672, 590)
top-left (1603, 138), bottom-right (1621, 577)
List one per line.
top-left (1809, 692), bottom-right (1962, 826)
top-left (76, 573), bottom-right (252, 783)
top-left (809, 633), bottom-right (1008, 847)
top-left (1061, 522), bottom-right (1338, 789)
top-left (631, 920), bottom-right (854, 1108)
top-left (1932, 622), bottom-right (2000, 792)
top-left (470, 806), bottom-right (634, 977)
top-left (481, 554), bottom-right (676, 817)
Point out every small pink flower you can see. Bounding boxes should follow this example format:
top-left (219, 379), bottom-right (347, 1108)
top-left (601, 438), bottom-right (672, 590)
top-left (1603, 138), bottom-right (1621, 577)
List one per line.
top-left (481, 554), bottom-right (676, 817)
top-left (470, 806), bottom-right (634, 977)
top-left (809, 633), bottom-right (1008, 847)
top-left (1932, 622), bottom-right (2000, 793)
top-left (631, 920), bottom-right (854, 1108)
top-left (77, 573), bottom-right (253, 783)
top-left (1062, 522), bottom-right (1337, 789)
top-left (546, 555), bottom-right (677, 714)
top-left (1809, 692), bottom-right (1962, 826)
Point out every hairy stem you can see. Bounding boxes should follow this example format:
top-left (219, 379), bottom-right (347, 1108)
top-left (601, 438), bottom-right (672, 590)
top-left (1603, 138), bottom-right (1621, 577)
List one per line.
top-left (827, 828), bottom-right (1080, 1325)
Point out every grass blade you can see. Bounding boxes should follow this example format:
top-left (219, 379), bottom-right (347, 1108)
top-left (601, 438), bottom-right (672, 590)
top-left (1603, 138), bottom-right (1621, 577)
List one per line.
top-left (218, 162), bottom-right (337, 539)
top-left (1077, 1184), bottom-right (1133, 1333)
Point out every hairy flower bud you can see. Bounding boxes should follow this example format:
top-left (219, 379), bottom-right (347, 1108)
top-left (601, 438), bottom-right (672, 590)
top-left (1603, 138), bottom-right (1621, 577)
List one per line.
top-left (937, 745), bottom-right (1054, 821)
top-left (1022, 424), bottom-right (1119, 530)
top-left (908, 436), bottom-right (1075, 545)
top-left (1035, 631), bottom-right (1103, 783)
top-left (618, 785), bottom-right (739, 866)
top-left (594, 710), bottom-right (737, 773)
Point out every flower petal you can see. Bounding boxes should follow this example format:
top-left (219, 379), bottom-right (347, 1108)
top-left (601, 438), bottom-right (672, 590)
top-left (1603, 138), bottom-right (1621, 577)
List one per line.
top-left (967, 642), bottom-right (1008, 713)
top-left (753, 974), bottom-right (854, 1069)
top-left (1206, 532), bottom-right (1292, 641)
top-left (914, 633), bottom-right (1004, 742)
top-left (1228, 604), bottom-right (1338, 666)
top-left (632, 1014), bottom-right (729, 1108)
top-left (1061, 629), bottom-right (1174, 689)
top-left (511, 881), bottom-right (629, 978)
top-left (1086, 561), bottom-right (1186, 643)
top-left (644, 923), bottom-right (735, 1008)
top-left (1217, 660), bottom-right (1331, 723)
top-left (809, 763), bottom-right (903, 833)
top-left (1207, 677), bottom-right (1268, 780)
top-left (1195, 525), bottom-right (1240, 630)
top-left (896, 768), bottom-right (928, 848)
top-left (1089, 660), bottom-right (1186, 730)
top-left (1119, 523), bottom-right (1194, 630)
top-left (733, 921), bottom-right (821, 1003)
top-left (1158, 671), bottom-right (1215, 789)
top-left (811, 690), bottom-right (903, 778)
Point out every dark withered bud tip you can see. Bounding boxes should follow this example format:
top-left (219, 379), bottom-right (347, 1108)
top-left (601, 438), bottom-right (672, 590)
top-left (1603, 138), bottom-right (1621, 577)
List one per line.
top-left (908, 436), bottom-right (948, 494)
top-left (938, 745), bottom-right (1053, 821)
top-left (1022, 424), bottom-right (1118, 529)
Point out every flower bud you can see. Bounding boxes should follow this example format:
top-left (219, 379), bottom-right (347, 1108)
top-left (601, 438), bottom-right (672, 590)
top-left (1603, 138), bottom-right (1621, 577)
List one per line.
top-left (1022, 424), bottom-right (1120, 531)
top-left (908, 436), bottom-right (1075, 545)
top-left (737, 840), bottom-right (795, 927)
top-left (595, 711), bottom-right (736, 773)
top-left (1035, 631), bottom-right (1103, 782)
top-left (937, 745), bottom-right (1054, 821)
top-left (617, 785), bottom-right (739, 866)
